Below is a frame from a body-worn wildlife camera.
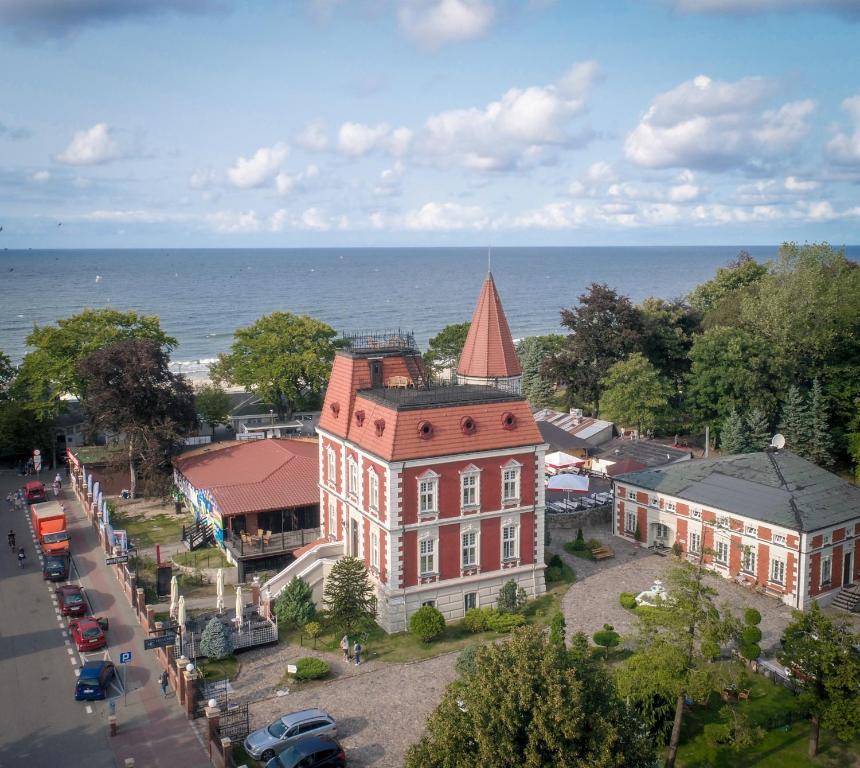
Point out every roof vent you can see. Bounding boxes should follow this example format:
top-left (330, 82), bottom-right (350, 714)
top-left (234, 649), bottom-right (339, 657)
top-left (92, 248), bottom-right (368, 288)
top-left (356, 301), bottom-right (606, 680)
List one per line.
top-left (501, 411), bottom-right (517, 431)
top-left (355, 410), bottom-right (365, 427)
top-left (417, 420), bottom-right (434, 440)
top-left (330, 401), bottom-right (340, 418)
top-left (460, 416), bottom-right (477, 435)
top-left (374, 419), bottom-right (385, 437)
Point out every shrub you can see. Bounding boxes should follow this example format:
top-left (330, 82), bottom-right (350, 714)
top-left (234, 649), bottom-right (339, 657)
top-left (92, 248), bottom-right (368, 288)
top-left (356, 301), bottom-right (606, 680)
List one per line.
top-left (619, 592), bottom-right (637, 610)
top-left (487, 612), bottom-right (527, 633)
top-left (464, 607), bottom-right (494, 633)
top-left (547, 553), bottom-right (563, 569)
top-left (634, 524), bottom-right (642, 542)
top-left (573, 528), bottom-right (586, 550)
top-left (545, 565), bottom-right (562, 582)
top-left (291, 656), bottom-right (330, 681)
top-left (744, 608), bottom-right (762, 626)
top-left (586, 538), bottom-right (602, 551)
top-left (497, 579), bottom-right (527, 614)
top-left (549, 611), bottom-right (566, 647)
top-left (701, 638), bottom-right (722, 662)
top-left (741, 626), bottom-right (762, 645)
top-left (410, 605), bottom-right (446, 643)
top-left (592, 624), bottom-right (620, 658)
top-left (455, 645), bottom-right (479, 677)
top-left (199, 617), bottom-right (234, 660)
top-left (740, 642), bottom-right (761, 661)
top-left (671, 541), bottom-right (682, 558)
top-left (303, 621), bottom-right (322, 648)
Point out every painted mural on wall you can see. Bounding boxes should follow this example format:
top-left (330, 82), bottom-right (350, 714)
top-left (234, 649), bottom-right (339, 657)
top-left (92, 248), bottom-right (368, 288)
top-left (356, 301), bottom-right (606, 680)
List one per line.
top-left (173, 470), bottom-right (225, 545)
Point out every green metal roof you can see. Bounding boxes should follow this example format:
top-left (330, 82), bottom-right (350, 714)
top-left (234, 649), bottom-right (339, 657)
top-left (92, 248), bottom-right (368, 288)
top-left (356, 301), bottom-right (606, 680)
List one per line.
top-left (616, 450), bottom-right (860, 533)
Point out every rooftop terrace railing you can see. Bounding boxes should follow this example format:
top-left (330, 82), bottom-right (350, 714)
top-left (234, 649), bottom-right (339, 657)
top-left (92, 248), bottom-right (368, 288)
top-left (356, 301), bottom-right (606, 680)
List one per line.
top-left (341, 329), bottom-right (418, 354)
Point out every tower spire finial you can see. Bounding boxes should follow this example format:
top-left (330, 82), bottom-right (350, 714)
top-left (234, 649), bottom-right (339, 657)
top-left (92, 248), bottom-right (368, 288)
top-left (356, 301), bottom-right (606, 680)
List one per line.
top-left (487, 246), bottom-right (492, 276)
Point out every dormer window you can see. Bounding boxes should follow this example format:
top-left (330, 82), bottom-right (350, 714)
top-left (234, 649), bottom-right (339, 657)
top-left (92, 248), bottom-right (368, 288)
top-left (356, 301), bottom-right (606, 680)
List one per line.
top-left (746, 525), bottom-right (758, 537)
top-left (691, 507), bottom-right (702, 519)
top-left (666, 501), bottom-right (677, 513)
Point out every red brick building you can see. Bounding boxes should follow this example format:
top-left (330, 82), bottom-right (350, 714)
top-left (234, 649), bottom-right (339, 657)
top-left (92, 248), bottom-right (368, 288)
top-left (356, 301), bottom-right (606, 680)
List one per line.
top-left (613, 450), bottom-right (860, 609)
top-left (316, 273), bottom-right (547, 632)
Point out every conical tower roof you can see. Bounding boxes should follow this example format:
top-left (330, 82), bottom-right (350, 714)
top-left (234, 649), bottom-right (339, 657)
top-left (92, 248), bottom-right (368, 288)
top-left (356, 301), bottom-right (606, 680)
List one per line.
top-left (457, 272), bottom-right (522, 379)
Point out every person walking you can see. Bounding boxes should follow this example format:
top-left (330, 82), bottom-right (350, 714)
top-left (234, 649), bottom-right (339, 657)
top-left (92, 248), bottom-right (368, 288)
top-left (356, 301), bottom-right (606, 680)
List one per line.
top-left (340, 635), bottom-right (350, 662)
top-left (160, 670), bottom-right (169, 697)
top-left (17, 547), bottom-right (26, 568)
top-left (353, 640), bottom-right (362, 666)
top-left (8, 530), bottom-right (15, 549)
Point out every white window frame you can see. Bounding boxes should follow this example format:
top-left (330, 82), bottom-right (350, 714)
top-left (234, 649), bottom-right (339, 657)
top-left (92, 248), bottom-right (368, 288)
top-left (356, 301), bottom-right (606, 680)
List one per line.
top-left (348, 457), bottom-right (359, 499)
top-left (419, 536), bottom-right (436, 576)
top-left (742, 547), bottom-right (756, 574)
top-left (689, 531), bottom-right (701, 554)
top-left (821, 554), bottom-right (832, 585)
top-left (627, 490), bottom-right (637, 501)
top-left (745, 525), bottom-right (758, 537)
top-left (460, 465), bottom-right (480, 509)
top-left (368, 470), bottom-right (379, 513)
top-left (773, 533), bottom-right (786, 546)
top-left (823, 533), bottom-right (832, 546)
top-left (327, 448), bottom-right (336, 488)
top-left (625, 510), bottom-right (637, 534)
top-left (770, 558), bottom-right (786, 584)
top-left (502, 524), bottom-right (519, 562)
top-left (418, 471), bottom-right (439, 516)
top-left (501, 462), bottom-right (521, 505)
top-left (370, 531), bottom-right (379, 570)
top-left (328, 496), bottom-right (337, 539)
top-left (461, 530), bottom-right (478, 569)
top-left (649, 494), bottom-right (659, 506)
top-left (716, 515), bottom-right (730, 529)
top-left (715, 540), bottom-right (729, 565)
top-left (464, 592), bottom-right (478, 612)
top-left (666, 500), bottom-right (677, 513)
top-left (691, 507), bottom-right (702, 520)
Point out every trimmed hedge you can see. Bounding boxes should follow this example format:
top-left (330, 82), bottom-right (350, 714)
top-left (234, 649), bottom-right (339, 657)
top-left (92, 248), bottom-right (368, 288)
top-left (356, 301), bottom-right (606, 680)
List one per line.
top-left (619, 592), bottom-right (637, 610)
top-left (463, 607), bottom-right (526, 633)
top-left (744, 608), bottom-right (762, 626)
top-left (740, 642), bottom-right (761, 661)
top-left (464, 607), bottom-right (494, 632)
top-left (741, 626), bottom-right (762, 645)
top-left (291, 656), bottom-right (330, 681)
top-left (410, 605), bottom-right (446, 643)
top-left (487, 612), bottom-right (527, 633)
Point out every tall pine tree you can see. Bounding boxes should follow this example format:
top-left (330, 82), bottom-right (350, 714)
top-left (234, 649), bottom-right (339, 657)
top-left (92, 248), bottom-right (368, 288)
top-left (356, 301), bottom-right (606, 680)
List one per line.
top-left (517, 337), bottom-right (554, 408)
top-left (720, 407), bottom-right (748, 454)
top-left (807, 378), bottom-right (834, 468)
top-left (779, 385), bottom-right (812, 457)
top-left (745, 408), bottom-right (772, 452)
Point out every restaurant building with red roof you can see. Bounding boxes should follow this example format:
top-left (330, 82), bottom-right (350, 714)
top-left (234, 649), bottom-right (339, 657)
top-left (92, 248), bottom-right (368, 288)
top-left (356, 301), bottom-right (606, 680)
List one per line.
top-left (174, 438), bottom-right (320, 581)
top-left (316, 273), bottom-right (547, 632)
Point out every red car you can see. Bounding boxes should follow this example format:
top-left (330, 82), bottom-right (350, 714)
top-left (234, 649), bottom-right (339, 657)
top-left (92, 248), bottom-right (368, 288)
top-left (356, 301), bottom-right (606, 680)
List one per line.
top-left (69, 618), bottom-right (107, 652)
top-left (56, 584), bottom-right (87, 617)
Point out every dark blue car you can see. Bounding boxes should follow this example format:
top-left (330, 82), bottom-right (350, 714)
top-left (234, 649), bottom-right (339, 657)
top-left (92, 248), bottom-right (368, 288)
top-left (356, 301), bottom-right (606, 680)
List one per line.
top-left (75, 660), bottom-right (115, 701)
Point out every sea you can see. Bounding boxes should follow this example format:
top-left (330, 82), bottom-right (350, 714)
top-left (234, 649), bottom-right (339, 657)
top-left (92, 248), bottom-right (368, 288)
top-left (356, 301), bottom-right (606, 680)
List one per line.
top-left (2, 246), bottom-right (857, 373)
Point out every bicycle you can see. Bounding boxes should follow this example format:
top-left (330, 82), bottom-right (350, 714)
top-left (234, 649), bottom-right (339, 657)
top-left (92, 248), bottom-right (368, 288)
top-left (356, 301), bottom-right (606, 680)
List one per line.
top-left (17, 549), bottom-right (26, 568)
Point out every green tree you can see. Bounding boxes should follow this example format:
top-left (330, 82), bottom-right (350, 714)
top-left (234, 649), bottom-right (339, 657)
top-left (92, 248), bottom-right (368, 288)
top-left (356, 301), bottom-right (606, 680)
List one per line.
top-left (778, 602), bottom-right (860, 758)
top-left (211, 312), bottom-right (336, 419)
top-left (199, 617), bottom-right (234, 660)
top-left (686, 326), bottom-right (778, 429)
top-left (593, 624), bottom-right (620, 659)
top-left (18, 308), bottom-right (175, 419)
top-left (548, 611), bottom-right (566, 648)
top-left (517, 335), bottom-right (562, 408)
top-left (554, 283), bottom-right (643, 416)
top-left (194, 384), bottom-right (231, 437)
top-left (405, 626), bottom-right (654, 768)
top-left (719, 408), bottom-right (748, 455)
top-left (808, 378), bottom-right (834, 468)
top-left (600, 353), bottom-right (671, 435)
top-left (423, 322), bottom-right (470, 383)
top-left (744, 408), bottom-right (771, 452)
top-left (616, 559), bottom-right (738, 768)
top-left (409, 604), bottom-right (446, 643)
top-left (779, 385), bottom-right (812, 458)
top-left (0, 350), bottom-right (14, 402)
top-left (322, 556), bottom-right (377, 638)
top-left (78, 339), bottom-right (196, 497)
top-left (639, 297), bottom-right (700, 401)
top-left (274, 576), bottom-right (316, 629)
top-left (496, 579), bottom-right (526, 614)
top-left (303, 620), bottom-right (322, 648)
top-left (689, 251), bottom-right (767, 318)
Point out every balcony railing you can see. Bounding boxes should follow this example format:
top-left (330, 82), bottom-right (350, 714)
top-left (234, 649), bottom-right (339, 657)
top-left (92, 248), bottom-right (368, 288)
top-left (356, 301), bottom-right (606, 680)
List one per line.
top-left (224, 527), bottom-right (319, 558)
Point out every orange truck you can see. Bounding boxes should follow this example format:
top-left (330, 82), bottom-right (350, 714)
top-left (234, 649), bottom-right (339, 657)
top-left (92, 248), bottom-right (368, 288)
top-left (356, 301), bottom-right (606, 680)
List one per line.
top-left (30, 501), bottom-right (70, 554)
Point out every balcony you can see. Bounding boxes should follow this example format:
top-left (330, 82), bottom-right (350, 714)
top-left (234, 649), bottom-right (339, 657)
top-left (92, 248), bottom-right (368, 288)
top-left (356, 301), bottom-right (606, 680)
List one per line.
top-left (224, 527), bottom-right (320, 560)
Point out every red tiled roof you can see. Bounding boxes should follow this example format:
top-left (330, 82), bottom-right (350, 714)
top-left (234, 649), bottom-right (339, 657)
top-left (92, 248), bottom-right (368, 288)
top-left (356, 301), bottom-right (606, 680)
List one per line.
top-left (174, 439), bottom-right (318, 516)
top-left (457, 272), bottom-right (522, 379)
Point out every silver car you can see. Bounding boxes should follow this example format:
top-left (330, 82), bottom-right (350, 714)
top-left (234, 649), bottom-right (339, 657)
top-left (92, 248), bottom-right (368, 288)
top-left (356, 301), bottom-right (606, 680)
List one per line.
top-left (244, 708), bottom-right (337, 762)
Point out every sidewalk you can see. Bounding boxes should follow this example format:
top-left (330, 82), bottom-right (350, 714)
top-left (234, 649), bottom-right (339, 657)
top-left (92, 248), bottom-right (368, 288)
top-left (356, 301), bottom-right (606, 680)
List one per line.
top-left (66, 490), bottom-right (212, 768)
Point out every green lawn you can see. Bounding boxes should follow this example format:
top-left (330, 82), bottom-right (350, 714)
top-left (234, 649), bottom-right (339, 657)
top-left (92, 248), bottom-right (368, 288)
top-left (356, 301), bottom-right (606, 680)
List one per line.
top-left (675, 667), bottom-right (860, 768)
top-left (173, 546), bottom-right (230, 569)
top-left (199, 655), bottom-right (240, 681)
top-left (563, 541), bottom-right (595, 560)
top-left (111, 509), bottom-right (189, 548)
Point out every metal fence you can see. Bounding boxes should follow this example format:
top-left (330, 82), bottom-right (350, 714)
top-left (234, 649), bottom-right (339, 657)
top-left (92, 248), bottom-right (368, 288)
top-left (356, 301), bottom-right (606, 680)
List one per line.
top-left (178, 615), bottom-right (278, 660)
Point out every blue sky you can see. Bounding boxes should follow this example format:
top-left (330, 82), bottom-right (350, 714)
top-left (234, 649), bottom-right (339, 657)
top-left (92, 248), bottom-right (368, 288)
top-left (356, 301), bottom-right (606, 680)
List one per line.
top-left (1, 0), bottom-right (859, 247)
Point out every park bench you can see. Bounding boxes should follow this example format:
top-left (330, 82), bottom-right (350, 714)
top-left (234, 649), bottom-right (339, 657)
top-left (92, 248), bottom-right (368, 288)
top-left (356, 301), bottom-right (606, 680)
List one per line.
top-left (591, 545), bottom-right (614, 561)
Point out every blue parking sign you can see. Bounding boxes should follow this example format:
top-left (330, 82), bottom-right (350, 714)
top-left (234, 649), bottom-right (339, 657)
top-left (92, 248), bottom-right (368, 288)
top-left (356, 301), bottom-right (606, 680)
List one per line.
top-left (119, 651), bottom-right (132, 664)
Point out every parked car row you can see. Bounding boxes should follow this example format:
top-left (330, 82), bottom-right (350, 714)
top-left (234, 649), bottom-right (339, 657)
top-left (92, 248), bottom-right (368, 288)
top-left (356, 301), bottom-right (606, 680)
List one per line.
top-left (245, 709), bottom-right (346, 767)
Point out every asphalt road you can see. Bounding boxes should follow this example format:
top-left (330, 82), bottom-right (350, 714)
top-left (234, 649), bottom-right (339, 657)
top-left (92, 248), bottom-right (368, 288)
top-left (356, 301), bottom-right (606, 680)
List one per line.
top-left (0, 469), bottom-right (115, 768)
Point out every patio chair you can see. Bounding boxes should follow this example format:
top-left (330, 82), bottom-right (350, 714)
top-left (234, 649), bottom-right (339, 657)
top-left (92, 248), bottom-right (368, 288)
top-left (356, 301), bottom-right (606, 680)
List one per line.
top-left (738, 689), bottom-right (751, 701)
top-left (263, 530), bottom-right (272, 544)
top-left (256, 528), bottom-right (264, 539)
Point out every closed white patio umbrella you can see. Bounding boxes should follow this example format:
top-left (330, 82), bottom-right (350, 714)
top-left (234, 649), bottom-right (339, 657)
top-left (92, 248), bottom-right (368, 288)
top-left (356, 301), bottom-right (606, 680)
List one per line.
top-left (216, 568), bottom-right (224, 614)
top-left (169, 575), bottom-right (179, 617)
top-left (235, 586), bottom-right (243, 627)
top-left (177, 595), bottom-right (186, 629)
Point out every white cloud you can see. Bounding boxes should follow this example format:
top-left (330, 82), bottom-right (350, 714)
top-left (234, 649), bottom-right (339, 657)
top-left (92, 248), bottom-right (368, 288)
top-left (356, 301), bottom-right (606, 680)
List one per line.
top-left (299, 207), bottom-right (333, 230)
top-left (189, 168), bottom-right (218, 190)
top-left (398, 0), bottom-right (495, 49)
top-left (374, 160), bottom-right (405, 195)
top-left (207, 210), bottom-right (263, 233)
top-left (784, 175), bottom-right (819, 191)
top-left (296, 121), bottom-right (329, 151)
top-left (422, 61), bottom-right (600, 170)
top-left (275, 164), bottom-right (320, 195)
top-left (826, 94), bottom-right (860, 167)
top-left (226, 143), bottom-right (289, 189)
top-left (76, 209), bottom-right (190, 224)
top-left (56, 123), bottom-right (120, 165)
top-left (403, 201), bottom-right (490, 230)
top-left (668, 183), bottom-right (701, 202)
top-left (625, 75), bottom-right (814, 170)
top-left (31, 170), bottom-right (50, 183)
top-left (336, 122), bottom-right (412, 156)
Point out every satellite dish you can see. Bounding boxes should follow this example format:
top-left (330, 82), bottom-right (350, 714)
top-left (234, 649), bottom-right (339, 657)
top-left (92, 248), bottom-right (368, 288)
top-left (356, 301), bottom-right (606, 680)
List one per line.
top-left (771, 433), bottom-right (786, 450)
